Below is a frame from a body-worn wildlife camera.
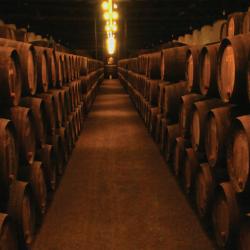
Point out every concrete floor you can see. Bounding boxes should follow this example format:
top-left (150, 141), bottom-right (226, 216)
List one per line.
top-left (33, 80), bottom-right (214, 250)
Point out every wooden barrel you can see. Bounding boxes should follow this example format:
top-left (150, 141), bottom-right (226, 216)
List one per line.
top-left (212, 20), bottom-right (227, 42)
top-left (55, 52), bottom-right (64, 86)
top-left (37, 144), bottom-right (56, 191)
top-left (158, 81), bottom-right (167, 113)
top-left (59, 89), bottom-right (69, 125)
top-left (149, 107), bottom-right (159, 136)
top-left (0, 213), bottom-right (18, 249)
top-left (15, 28), bottom-right (28, 42)
top-left (10, 107), bottom-right (36, 165)
top-left (147, 52), bottom-right (161, 80)
top-left (8, 180), bottom-right (36, 248)
top-left (195, 163), bottom-right (215, 219)
top-left (20, 97), bottom-right (48, 147)
top-left (19, 161), bottom-right (47, 216)
top-left (183, 148), bottom-right (199, 194)
top-left (0, 25), bottom-right (16, 40)
top-left (164, 123), bottom-right (180, 163)
top-left (34, 46), bottom-right (49, 93)
top-left (179, 93), bottom-right (204, 138)
top-left (186, 46), bottom-right (203, 93)
top-left (227, 115), bottom-right (250, 193)
top-left (36, 93), bottom-right (57, 137)
top-left (242, 11), bottom-right (250, 34)
top-left (80, 57), bottom-right (87, 76)
top-left (173, 137), bottom-right (188, 177)
top-left (160, 118), bottom-right (167, 152)
top-left (0, 38), bottom-right (37, 96)
top-left (199, 43), bottom-right (220, 97)
top-left (238, 219), bottom-right (250, 250)
top-left (205, 105), bottom-right (244, 169)
top-left (227, 12), bottom-right (244, 37)
top-left (217, 34), bottom-right (250, 103)
top-left (46, 48), bottom-right (57, 88)
top-left (48, 89), bottom-right (63, 128)
top-left (200, 25), bottom-right (213, 44)
top-left (191, 99), bottom-right (224, 153)
top-left (0, 47), bottom-right (21, 107)
top-left (212, 182), bottom-right (240, 248)
top-left (65, 120), bottom-right (73, 153)
top-left (161, 46), bottom-right (189, 82)
top-left (155, 113), bottom-right (163, 143)
top-left (61, 53), bottom-right (69, 83)
top-left (163, 81), bottom-right (187, 123)
top-left (56, 127), bottom-right (69, 164)
top-left (148, 79), bottom-right (159, 106)
top-left (68, 114), bottom-right (76, 146)
top-left (220, 22), bottom-right (228, 40)
top-left (0, 119), bottom-right (18, 201)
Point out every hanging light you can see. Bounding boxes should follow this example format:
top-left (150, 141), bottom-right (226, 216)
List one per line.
top-left (103, 12), bottom-right (110, 20)
top-left (107, 35), bottom-right (116, 55)
top-left (113, 3), bottom-right (118, 9)
top-left (112, 22), bottom-right (118, 32)
top-left (112, 11), bottom-right (119, 20)
top-left (102, 1), bottom-right (109, 10)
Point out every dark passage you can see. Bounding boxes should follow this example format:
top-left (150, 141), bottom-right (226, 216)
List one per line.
top-left (33, 80), bottom-right (214, 250)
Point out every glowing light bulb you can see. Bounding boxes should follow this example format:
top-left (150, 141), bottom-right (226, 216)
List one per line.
top-left (102, 1), bottom-right (109, 10)
top-left (113, 3), bottom-right (118, 9)
top-left (103, 12), bottom-right (110, 20)
top-left (112, 12), bottom-right (119, 20)
top-left (107, 36), bottom-right (116, 55)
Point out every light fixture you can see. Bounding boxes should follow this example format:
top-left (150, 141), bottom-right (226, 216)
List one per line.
top-left (103, 12), bottom-right (110, 20)
top-left (102, 1), bottom-right (109, 10)
top-left (113, 3), bottom-right (118, 9)
top-left (107, 35), bottom-right (116, 55)
top-left (112, 11), bottom-right (119, 20)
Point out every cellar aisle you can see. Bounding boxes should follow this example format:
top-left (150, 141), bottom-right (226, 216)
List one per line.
top-left (33, 80), bottom-right (214, 250)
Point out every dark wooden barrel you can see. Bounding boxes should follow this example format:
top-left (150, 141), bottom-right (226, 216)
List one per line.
top-left (34, 46), bottom-right (49, 93)
top-left (199, 43), bottom-right (220, 97)
top-left (186, 46), bottom-right (203, 93)
top-left (50, 134), bottom-right (64, 176)
top-left (0, 213), bottom-right (18, 250)
top-left (160, 118), bottom-right (167, 152)
top-left (59, 89), bottom-right (69, 125)
top-left (149, 107), bottom-right (159, 136)
top-left (61, 53), bottom-right (69, 83)
top-left (179, 93), bottom-right (204, 139)
top-left (46, 48), bottom-right (57, 88)
top-left (0, 47), bottom-right (21, 107)
top-left (173, 137), bottom-right (188, 177)
top-left (163, 81), bottom-right (187, 123)
top-left (147, 52), bottom-right (161, 80)
top-left (217, 34), bottom-right (250, 103)
top-left (0, 25), bottom-right (16, 40)
top-left (56, 127), bottom-right (69, 164)
top-left (19, 161), bottom-right (47, 216)
top-left (80, 57), bottom-right (88, 76)
top-left (155, 113), bottom-right (163, 143)
top-left (227, 12), bottom-right (244, 37)
top-left (0, 119), bottom-right (18, 201)
top-left (164, 123), bottom-right (180, 163)
top-left (243, 11), bottom-right (250, 34)
top-left (195, 163), bottom-right (215, 219)
top-left (190, 99), bottom-right (224, 153)
top-left (36, 93), bottom-right (57, 137)
top-left (238, 219), bottom-right (250, 250)
top-left (55, 52), bottom-right (64, 86)
top-left (0, 38), bottom-right (37, 96)
top-left (68, 114), bottom-right (76, 146)
top-left (37, 144), bottom-right (56, 191)
top-left (20, 97), bottom-right (48, 147)
top-left (227, 115), bottom-right (250, 193)
top-left (158, 81), bottom-right (167, 113)
top-left (148, 79), bottom-right (159, 106)
top-left (10, 107), bottom-right (36, 165)
top-left (205, 105), bottom-right (244, 169)
top-left (212, 182), bottom-right (240, 248)
top-left (220, 22), bottom-right (228, 40)
top-left (48, 89), bottom-right (63, 128)
top-left (65, 120), bottom-right (73, 153)
top-left (15, 28), bottom-right (28, 42)
top-left (161, 46), bottom-right (189, 82)
top-left (8, 180), bottom-right (36, 248)
top-left (183, 148), bottom-right (199, 194)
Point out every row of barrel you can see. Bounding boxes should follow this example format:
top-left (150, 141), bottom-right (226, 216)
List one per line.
top-left (0, 38), bottom-right (104, 249)
top-left (118, 32), bottom-right (250, 249)
top-left (177, 9), bottom-right (250, 46)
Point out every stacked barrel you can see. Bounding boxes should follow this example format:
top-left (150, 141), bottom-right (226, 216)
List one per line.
top-left (118, 8), bottom-right (250, 249)
top-left (0, 29), bottom-right (104, 249)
